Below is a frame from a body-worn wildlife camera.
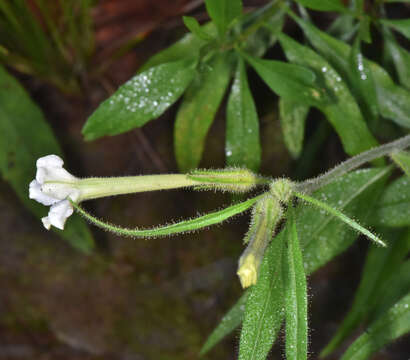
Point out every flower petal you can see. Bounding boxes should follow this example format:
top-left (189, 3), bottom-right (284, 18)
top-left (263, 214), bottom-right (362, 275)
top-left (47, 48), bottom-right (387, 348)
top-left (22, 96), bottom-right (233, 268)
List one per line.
top-left (48, 200), bottom-right (73, 230)
top-left (29, 180), bottom-right (59, 206)
top-left (36, 164), bottom-right (77, 184)
top-left (41, 183), bottom-right (80, 201)
top-left (41, 216), bottom-right (51, 230)
top-left (36, 154), bottom-right (64, 168)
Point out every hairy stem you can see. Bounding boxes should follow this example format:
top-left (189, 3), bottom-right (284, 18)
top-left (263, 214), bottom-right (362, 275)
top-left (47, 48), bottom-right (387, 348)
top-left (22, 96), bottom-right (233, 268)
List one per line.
top-left (295, 134), bottom-right (410, 193)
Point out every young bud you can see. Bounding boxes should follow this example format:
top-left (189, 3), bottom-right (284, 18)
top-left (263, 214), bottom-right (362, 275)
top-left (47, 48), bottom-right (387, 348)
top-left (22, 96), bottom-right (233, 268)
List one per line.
top-left (188, 168), bottom-right (265, 193)
top-left (237, 195), bottom-right (283, 288)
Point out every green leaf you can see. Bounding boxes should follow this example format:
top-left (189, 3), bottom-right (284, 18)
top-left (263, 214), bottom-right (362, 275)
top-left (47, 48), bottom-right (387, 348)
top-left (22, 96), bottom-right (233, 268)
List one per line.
top-left (200, 291), bottom-right (248, 356)
top-left (182, 16), bottom-right (214, 41)
top-left (0, 65), bottom-right (94, 253)
top-left (391, 150), bottom-right (410, 177)
top-left (278, 33), bottom-right (378, 156)
top-left (294, 192), bottom-right (385, 247)
top-left (371, 258), bottom-right (410, 320)
top-left (341, 292), bottom-right (410, 360)
top-left (384, 28), bottom-right (410, 89)
top-left (381, 19), bottom-right (410, 40)
top-left (205, 0), bottom-right (242, 36)
top-left (226, 58), bottom-right (261, 171)
top-left (140, 23), bottom-right (216, 71)
top-left (73, 194), bottom-right (261, 238)
top-left (370, 61), bottom-right (410, 128)
top-left (283, 209), bottom-right (308, 360)
top-left (293, 0), bottom-right (346, 12)
top-left (279, 98), bottom-right (309, 158)
top-left (298, 167), bottom-right (391, 274)
top-left (292, 15), bottom-right (410, 128)
top-left (349, 37), bottom-right (378, 124)
top-left (174, 52), bottom-right (232, 171)
top-left (238, 231), bottom-right (285, 360)
top-left (321, 228), bottom-right (410, 357)
top-left (241, 52), bottom-right (327, 106)
top-left (374, 175), bottom-right (410, 227)
top-left (83, 57), bottom-right (198, 141)
top-left (327, 14), bottom-right (358, 42)
top-left (242, 5), bottom-right (285, 57)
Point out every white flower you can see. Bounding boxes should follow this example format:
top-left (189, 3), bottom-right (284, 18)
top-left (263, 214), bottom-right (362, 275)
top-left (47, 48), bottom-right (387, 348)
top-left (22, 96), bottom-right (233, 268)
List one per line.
top-left (29, 155), bottom-right (80, 230)
top-left (29, 154), bottom-right (203, 231)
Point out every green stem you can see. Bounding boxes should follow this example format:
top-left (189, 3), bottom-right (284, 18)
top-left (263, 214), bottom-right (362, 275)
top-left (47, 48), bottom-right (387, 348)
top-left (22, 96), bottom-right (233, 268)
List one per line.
top-left (296, 134), bottom-right (410, 193)
top-left (293, 191), bottom-right (386, 247)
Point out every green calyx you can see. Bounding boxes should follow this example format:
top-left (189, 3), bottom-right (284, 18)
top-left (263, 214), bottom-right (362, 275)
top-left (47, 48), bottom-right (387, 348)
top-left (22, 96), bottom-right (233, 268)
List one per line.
top-left (237, 194), bottom-right (283, 288)
top-left (188, 167), bottom-right (268, 193)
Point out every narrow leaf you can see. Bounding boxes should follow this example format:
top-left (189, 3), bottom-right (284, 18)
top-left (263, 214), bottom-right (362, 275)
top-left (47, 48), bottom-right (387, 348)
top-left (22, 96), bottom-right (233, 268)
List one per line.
top-left (321, 228), bottom-right (410, 357)
top-left (293, 0), bottom-right (346, 12)
top-left (0, 65), bottom-right (94, 253)
top-left (238, 231), bottom-right (285, 360)
top-left (391, 150), bottom-right (410, 177)
top-left (284, 209), bottom-right (308, 360)
top-left (140, 23), bottom-right (216, 71)
top-left (374, 175), bottom-right (410, 227)
top-left (83, 57), bottom-right (198, 141)
top-left (294, 192), bottom-right (385, 247)
top-left (200, 291), bottom-right (248, 356)
top-left (243, 5), bottom-right (285, 57)
top-left (341, 292), bottom-right (410, 360)
top-left (242, 52), bottom-right (327, 106)
top-left (384, 29), bottom-right (410, 89)
top-left (371, 258), bottom-right (410, 320)
top-left (182, 16), bottom-right (214, 41)
top-left (226, 58), bottom-right (261, 171)
top-left (370, 61), bottom-right (410, 128)
top-left (174, 53), bottom-right (232, 171)
top-left (298, 167), bottom-right (391, 274)
top-left (279, 98), bottom-right (309, 159)
top-left (279, 33), bottom-right (378, 156)
top-left (349, 36), bottom-right (378, 124)
top-left (72, 195), bottom-right (261, 238)
top-left (205, 0), bottom-right (242, 36)
top-left (381, 19), bottom-right (410, 40)
top-left (293, 15), bottom-right (410, 128)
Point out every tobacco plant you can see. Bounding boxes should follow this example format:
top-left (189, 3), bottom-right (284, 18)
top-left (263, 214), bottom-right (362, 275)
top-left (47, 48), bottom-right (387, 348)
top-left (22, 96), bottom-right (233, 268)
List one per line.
top-left (1, 0), bottom-right (410, 358)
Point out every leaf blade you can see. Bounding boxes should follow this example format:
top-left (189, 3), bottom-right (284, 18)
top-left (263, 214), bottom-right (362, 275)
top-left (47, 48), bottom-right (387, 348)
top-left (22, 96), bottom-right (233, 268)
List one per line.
top-left (242, 52), bottom-right (327, 106)
top-left (374, 175), bottom-right (410, 227)
top-left (238, 231), bottom-right (285, 360)
top-left (279, 98), bottom-right (309, 159)
top-left (205, 0), bottom-right (242, 36)
top-left (341, 292), bottom-right (410, 360)
top-left (284, 209), bottom-right (308, 360)
top-left (73, 195), bottom-right (261, 238)
top-left (294, 0), bottom-right (346, 12)
top-left (299, 167), bottom-right (391, 274)
top-left (174, 52), bottom-right (232, 171)
top-left (226, 58), bottom-right (261, 171)
top-left (278, 33), bottom-right (378, 156)
top-left (83, 57), bottom-right (198, 141)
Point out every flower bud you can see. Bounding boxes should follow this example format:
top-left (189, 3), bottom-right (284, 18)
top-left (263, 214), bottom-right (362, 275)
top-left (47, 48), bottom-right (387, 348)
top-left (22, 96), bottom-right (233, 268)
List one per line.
top-left (237, 194), bottom-right (283, 288)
